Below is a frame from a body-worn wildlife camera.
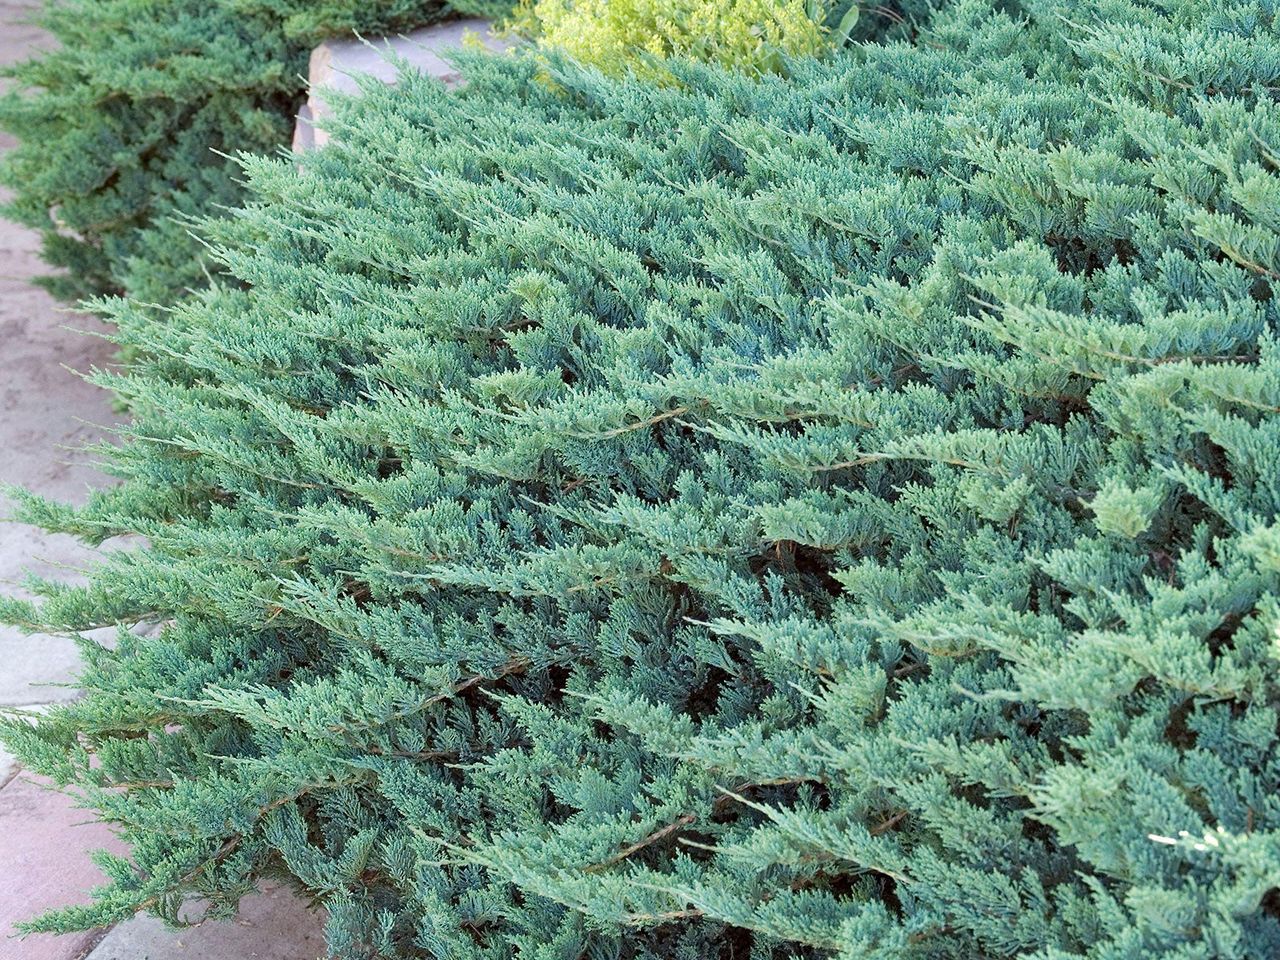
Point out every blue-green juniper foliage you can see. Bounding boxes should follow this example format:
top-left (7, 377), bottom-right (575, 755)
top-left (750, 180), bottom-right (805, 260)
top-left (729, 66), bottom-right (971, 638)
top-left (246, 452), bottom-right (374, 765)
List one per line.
top-left (0, 0), bottom-right (510, 305)
top-left (5, 0), bottom-right (1280, 957)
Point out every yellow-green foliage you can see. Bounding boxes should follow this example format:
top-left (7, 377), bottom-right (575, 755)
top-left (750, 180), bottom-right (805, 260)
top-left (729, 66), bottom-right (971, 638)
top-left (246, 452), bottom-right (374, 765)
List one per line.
top-left (514, 0), bottom-right (836, 76)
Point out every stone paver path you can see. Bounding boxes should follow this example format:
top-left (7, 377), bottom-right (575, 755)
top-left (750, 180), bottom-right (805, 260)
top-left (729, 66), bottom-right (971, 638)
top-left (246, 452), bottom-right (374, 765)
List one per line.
top-left (0, 3), bottom-right (322, 957)
top-left (0, 775), bottom-right (126, 960)
top-left (0, 0), bottom-right (115, 714)
top-left (85, 884), bottom-right (324, 960)
top-left (0, 4), bottom-right (130, 957)
top-left (0, 6), bottom-right (497, 956)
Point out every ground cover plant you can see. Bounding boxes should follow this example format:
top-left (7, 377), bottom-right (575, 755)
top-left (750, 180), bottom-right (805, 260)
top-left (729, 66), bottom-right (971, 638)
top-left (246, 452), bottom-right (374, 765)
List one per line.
top-left (4, 0), bottom-right (1280, 957)
top-left (510, 0), bottom-right (862, 78)
top-left (0, 0), bottom-right (510, 306)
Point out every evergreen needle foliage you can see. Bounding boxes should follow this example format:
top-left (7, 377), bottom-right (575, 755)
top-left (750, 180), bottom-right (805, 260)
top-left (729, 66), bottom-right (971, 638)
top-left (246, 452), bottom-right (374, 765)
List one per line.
top-left (509, 0), bottom-right (854, 78)
top-left (0, 0), bottom-right (510, 305)
top-left (6, 0), bottom-right (1280, 957)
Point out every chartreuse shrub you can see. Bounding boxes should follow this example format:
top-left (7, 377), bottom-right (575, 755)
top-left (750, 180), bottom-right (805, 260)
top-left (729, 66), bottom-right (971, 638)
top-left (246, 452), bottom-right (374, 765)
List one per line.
top-left (0, 0), bottom-right (510, 306)
top-left (510, 0), bottom-right (861, 77)
top-left (5, 0), bottom-right (1280, 957)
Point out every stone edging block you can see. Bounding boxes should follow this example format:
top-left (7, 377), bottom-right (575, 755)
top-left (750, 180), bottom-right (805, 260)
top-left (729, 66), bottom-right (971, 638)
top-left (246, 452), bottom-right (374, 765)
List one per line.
top-left (293, 18), bottom-right (512, 152)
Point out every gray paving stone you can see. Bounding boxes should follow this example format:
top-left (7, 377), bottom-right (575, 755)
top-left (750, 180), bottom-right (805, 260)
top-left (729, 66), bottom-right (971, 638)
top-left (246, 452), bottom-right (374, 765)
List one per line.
top-left (84, 885), bottom-right (325, 960)
top-left (294, 18), bottom-right (512, 151)
top-left (0, 521), bottom-right (144, 707)
top-left (0, 0), bottom-right (127, 711)
top-left (0, 522), bottom-right (122, 708)
top-left (0, 4), bottom-right (380, 957)
top-left (0, 702), bottom-right (52, 784)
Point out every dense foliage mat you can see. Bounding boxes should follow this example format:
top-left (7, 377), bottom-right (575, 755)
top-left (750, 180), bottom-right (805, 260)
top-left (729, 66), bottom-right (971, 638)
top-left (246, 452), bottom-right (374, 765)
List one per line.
top-left (0, 0), bottom-right (508, 305)
top-left (6, 0), bottom-right (1280, 956)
